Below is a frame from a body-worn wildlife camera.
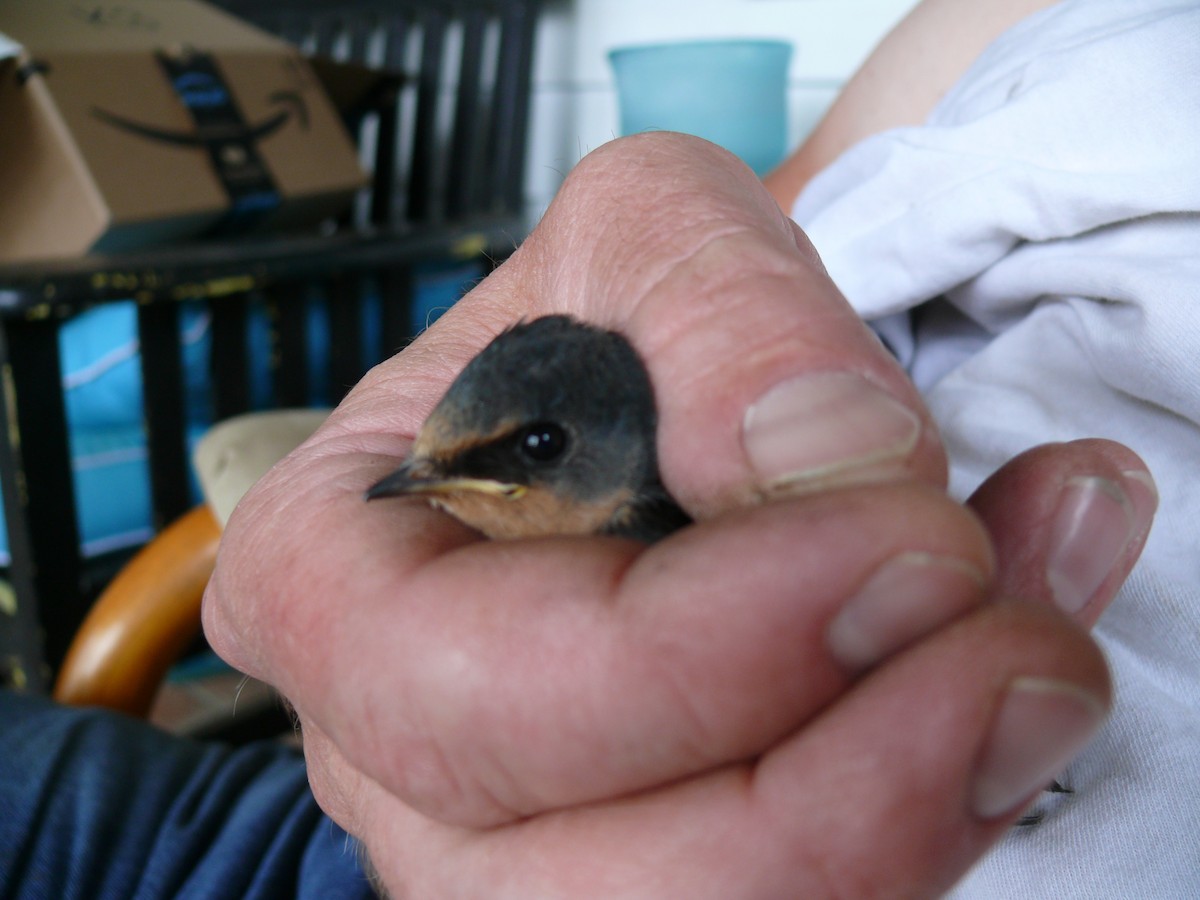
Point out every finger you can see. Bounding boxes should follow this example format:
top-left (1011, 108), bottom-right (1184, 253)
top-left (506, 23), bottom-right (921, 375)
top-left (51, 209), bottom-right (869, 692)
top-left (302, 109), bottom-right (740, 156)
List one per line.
top-left (209, 475), bottom-right (994, 829)
top-left (341, 601), bottom-right (1110, 899)
top-left (967, 439), bottom-right (1157, 628)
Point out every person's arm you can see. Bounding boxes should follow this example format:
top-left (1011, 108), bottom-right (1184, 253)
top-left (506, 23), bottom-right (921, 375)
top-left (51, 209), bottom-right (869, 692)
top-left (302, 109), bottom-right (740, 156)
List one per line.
top-left (764, 0), bottom-right (1062, 210)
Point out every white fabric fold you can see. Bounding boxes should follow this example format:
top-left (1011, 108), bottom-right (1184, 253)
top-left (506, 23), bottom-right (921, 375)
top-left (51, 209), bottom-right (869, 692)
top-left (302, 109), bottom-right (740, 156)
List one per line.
top-left (793, 1), bottom-right (1200, 894)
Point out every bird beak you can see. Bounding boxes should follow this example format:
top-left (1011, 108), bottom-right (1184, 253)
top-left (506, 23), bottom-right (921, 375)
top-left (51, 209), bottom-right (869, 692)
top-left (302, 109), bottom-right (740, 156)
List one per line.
top-left (365, 460), bottom-right (527, 502)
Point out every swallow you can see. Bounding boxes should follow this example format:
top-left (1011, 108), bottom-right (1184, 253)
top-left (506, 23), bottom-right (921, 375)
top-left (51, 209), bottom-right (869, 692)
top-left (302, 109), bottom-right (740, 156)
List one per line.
top-left (365, 315), bottom-right (691, 542)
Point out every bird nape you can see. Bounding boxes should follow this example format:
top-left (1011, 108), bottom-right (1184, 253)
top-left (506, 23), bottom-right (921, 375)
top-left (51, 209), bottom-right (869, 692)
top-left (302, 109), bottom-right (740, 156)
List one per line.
top-left (365, 315), bottom-right (691, 542)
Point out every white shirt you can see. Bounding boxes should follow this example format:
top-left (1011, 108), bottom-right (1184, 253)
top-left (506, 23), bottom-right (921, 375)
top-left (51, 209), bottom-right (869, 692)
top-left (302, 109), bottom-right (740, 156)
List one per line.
top-left (793, 1), bottom-right (1200, 894)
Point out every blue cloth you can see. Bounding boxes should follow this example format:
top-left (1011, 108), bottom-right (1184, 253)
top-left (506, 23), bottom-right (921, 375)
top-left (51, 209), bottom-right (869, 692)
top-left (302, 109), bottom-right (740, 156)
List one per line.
top-left (0, 690), bottom-right (376, 899)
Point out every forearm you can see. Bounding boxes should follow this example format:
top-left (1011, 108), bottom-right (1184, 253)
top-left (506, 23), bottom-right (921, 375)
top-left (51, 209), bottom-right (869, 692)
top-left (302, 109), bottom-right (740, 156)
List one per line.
top-left (764, 0), bottom-right (1062, 210)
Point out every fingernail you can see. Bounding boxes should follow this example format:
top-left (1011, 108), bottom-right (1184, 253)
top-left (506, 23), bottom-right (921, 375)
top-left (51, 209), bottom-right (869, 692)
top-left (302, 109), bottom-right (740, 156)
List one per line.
top-left (826, 552), bottom-right (986, 671)
top-left (1121, 468), bottom-right (1159, 525)
top-left (743, 373), bottom-right (921, 493)
top-left (972, 677), bottom-right (1106, 819)
top-left (1045, 477), bottom-right (1138, 614)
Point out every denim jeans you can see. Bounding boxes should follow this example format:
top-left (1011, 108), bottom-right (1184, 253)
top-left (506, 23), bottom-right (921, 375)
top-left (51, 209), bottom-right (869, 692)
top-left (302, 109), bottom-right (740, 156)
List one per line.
top-left (0, 690), bottom-right (375, 899)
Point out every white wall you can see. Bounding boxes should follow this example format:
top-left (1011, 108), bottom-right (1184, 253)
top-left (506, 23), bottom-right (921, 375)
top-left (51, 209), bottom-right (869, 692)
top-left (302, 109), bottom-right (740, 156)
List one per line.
top-left (523, 0), bottom-right (921, 217)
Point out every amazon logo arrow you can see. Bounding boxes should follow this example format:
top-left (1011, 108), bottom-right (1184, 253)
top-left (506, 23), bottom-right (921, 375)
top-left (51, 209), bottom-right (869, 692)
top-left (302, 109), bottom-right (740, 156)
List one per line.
top-left (91, 89), bottom-right (310, 148)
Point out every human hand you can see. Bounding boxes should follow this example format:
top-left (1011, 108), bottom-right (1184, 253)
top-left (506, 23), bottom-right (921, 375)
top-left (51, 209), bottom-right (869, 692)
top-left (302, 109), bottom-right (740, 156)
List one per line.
top-left (202, 133), bottom-right (1155, 897)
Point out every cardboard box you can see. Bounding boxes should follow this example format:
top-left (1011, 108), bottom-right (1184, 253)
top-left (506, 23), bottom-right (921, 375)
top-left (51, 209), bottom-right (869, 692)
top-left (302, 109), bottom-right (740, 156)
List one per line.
top-left (0, 0), bottom-right (367, 263)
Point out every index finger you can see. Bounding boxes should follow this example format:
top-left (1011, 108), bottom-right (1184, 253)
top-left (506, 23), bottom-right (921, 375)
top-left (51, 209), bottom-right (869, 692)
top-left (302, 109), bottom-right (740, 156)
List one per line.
top-left (514, 132), bottom-right (947, 515)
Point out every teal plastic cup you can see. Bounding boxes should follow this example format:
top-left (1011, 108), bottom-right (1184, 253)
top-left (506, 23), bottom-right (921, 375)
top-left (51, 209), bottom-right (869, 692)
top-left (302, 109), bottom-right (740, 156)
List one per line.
top-left (609, 39), bottom-right (792, 176)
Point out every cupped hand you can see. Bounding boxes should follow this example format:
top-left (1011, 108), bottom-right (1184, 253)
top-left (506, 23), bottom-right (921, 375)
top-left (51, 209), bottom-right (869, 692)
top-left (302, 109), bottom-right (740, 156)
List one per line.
top-left (202, 133), bottom-right (1154, 897)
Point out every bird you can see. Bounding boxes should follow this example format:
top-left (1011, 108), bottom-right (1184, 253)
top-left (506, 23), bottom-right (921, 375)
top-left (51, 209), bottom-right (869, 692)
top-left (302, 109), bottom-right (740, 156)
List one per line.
top-left (365, 315), bottom-right (691, 542)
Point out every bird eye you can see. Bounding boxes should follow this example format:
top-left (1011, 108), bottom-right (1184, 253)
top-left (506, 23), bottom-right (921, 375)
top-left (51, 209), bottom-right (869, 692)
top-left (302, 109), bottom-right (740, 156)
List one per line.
top-left (518, 422), bottom-right (568, 462)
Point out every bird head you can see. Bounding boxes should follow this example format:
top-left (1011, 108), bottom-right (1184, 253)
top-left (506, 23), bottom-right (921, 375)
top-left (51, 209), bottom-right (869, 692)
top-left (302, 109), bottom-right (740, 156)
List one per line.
top-left (365, 315), bottom-right (688, 541)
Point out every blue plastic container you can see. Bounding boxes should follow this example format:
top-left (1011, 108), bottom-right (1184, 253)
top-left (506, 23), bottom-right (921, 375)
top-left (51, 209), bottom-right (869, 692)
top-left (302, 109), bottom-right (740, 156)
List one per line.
top-left (609, 39), bottom-right (792, 176)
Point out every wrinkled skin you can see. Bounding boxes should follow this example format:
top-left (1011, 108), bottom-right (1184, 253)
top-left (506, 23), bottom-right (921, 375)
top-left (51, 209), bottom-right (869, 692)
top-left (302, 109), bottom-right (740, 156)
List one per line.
top-left (203, 134), bottom-right (1155, 899)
